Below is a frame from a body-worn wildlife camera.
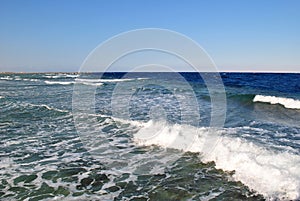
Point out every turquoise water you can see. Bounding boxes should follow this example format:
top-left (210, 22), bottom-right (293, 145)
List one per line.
top-left (0, 73), bottom-right (299, 200)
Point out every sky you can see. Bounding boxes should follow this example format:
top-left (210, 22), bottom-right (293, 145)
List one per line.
top-left (0, 0), bottom-right (299, 72)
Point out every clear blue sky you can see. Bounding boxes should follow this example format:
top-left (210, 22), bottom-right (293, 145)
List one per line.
top-left (0, 0), bottom-right (299, 72)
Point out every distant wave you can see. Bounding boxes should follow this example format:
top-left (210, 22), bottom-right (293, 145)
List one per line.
top-left (76, 78), bottom-right (135, 83)
top-left (0, 76), bottom-right (40, 82)
top-left (44, 81), bottom-right (74, 85)
top-left (45, 80), bottom-right (104, 86)
top-left (0, 76), bottom-right (13, 80)
top-left (132, 120), bottom-right (300, 200)
top-left (253, 95), bottom-right (300, 109)
top-left (80, 82), bottom-right (103, 86)
top-left (22, 78), bottom-right (39, 82)
top-left (44, 74), bottom-right (78, 79)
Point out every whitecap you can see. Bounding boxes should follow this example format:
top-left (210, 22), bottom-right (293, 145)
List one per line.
top-left (76, 78), bottom-right (134, 83)
top-left (0, 76), bottom-right (13, 80)
top-left (253, 95), bottom-right (300, 109)
top-left (132, 120), bottom-right (300, 200)
top-left (44, 81), bottom-right (74, 85)
top-left (27, 103), bottom-right (69, 113)
top-left (80, 82), bottom-right (103, 86)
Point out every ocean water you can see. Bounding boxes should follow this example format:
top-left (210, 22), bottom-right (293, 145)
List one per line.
top-left (0, 72), bottom-right (299, 201)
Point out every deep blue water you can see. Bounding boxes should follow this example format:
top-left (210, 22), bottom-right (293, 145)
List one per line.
top-left (0, 72), bottom-right (299, 201)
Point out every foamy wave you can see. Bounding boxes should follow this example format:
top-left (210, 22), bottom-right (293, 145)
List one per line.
top-left (253, 95), bottom-right (300, 109)
top-left (133, 121), bottom-right (300, 200)
top-left (75, 79), bottom-right (100, 83)
top-left (45, 81), bottom-right (74, 85)
top-left (0, 76), bottom-right (13, 80)
top-left (22, 78), bottom-right (39, 82)
top-left (203, 137), bottom-right (300, 200)
top-left (76, 78), bottom-right (134, 83)
top-left (74, 78), bottom-right (137, 86)
top-left (44, 74), bottom-right (78, 79)
top-left (80, 82), bottom-right (103, 86)
top-left (27, 103), bottom-right (69, 113)
top-left (98, 78), bottom-right (134, 82)
top-left (45, 80), bottom-right (104, 86)
top-left (0, 76), bottom-right (39, 82)
top-left (74, 79), bottom-right (104, 86)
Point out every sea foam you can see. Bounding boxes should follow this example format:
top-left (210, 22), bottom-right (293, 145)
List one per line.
top-left (45, 81), bottom-right (74, 85)
top-left (253, 95), bottom-right (300, 109)
top-left (133, 120), bottom-right (300, 200)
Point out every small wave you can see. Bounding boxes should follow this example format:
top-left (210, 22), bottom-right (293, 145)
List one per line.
top-left (75, 79), bottom-right (104, 86)
top-left (132, 120), bottom-right (300, 200)
top-left (44, 74), bottom-right (78, 79)
top-left (65, 74), bottom-right (79, 78)
top-left (80, 82), bottom-right (103, 86)
top-left (98, 78), bottom-right (134, 82)
top-left (22, 78), bottom-right (39, 82)
top-left (76, 78), bottom-right (135, 83)
top-left (0, 77), bottom-right (39, 82)
top-left (45, 80), bottom-right (105, 86)
top-left (43, 75), bottom-right (60, 79)
top-left (27, 103), bottom-right (69, 113)
top-left (0, 76), bottom-right (13, 80)
top-left (44, 81), bottom-right (74, 85)
top-left (75, 79), bottom-right (100, 83)
top-left (253, 95), bottom-right (300, 109)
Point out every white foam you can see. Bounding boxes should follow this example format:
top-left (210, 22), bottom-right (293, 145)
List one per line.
top-left (45, 80), bottom-right (104, 86)
top-left (44, 75), bottom-right (61, 79)
top-left (76, 78), bottom-right (134, 83)
top-left (0, 76), bottom-right (13, 80)
top-left (133, 121), bottom-right (300, 200)
top-left (44, 74), bottom-right (78, 79)
top-left (98, 78), bottom-right (134, 82)
top-left (253, 95), bottom-right (300, 109)
top-left (80, 82), bottom-right (103, 86)
top-left (45, 81), bottom-right (74, 85)
top-left (65, 74), bottom-right (79, 78)
top-left (22, 78), bottom-right (39, 82)
top-left (201, 136), bottom-right (300, 200)
top-left (27, 103), bottom-right (69, 113)
top-left (75, 78), bottom-right (100, 83)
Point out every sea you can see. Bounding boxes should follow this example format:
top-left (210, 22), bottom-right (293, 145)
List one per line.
top-left (0, 72), bottom-right (299, 201)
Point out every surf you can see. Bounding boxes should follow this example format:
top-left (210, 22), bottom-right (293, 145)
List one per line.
top-left (132, 120), bottom-right (300, 200)
top-left (253, 95), bottom-right (300, 109)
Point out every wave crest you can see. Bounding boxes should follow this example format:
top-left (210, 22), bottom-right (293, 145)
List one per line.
top-left (253, 95), bottom-right (300, 109)
top-left (133, 120), bottom-right (300, 200)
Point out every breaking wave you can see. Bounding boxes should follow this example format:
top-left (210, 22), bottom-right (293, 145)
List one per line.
top-left (253, 95), bottom-right (300, 109)
top-left (132, 120), bottom-right (300, 200)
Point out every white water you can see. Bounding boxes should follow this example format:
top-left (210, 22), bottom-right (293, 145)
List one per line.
top-left (45, 81), bottom-right (74, 85)
top-left (253, 95), bottom-right (300, 109)
top-left (0, 76), bottom-right (13, 80)
top-left (44, 74), bottom-right (79, 79)
top-left (26, 103), bottom-right (69, 113)
top-left (76, 78), bottom-right (134, 83)
top-left (44, 79), bottom-right (133, 86)
top-left (133, 120), bottom-right (300, 200)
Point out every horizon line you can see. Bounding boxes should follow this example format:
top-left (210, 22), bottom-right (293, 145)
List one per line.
top-left (0, 70), bottom-right (300, 74)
